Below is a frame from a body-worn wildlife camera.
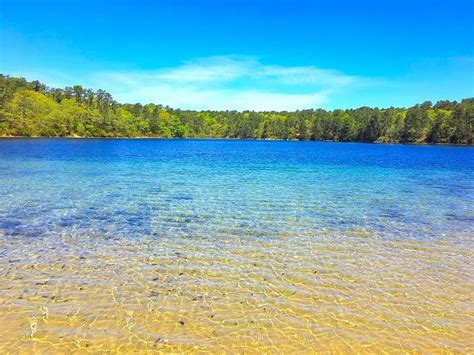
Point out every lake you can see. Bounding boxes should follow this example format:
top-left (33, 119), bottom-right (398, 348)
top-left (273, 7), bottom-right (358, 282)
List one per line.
top-left (0, 138), bottom-right (472, 352)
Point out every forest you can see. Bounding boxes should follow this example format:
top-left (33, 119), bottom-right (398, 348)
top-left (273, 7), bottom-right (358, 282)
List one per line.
top-left (0, 74), bottom-right (472, 144)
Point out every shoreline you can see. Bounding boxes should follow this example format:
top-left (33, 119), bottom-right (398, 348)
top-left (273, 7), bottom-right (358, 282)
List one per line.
top-left (0, 135), bottom-right (472, 147)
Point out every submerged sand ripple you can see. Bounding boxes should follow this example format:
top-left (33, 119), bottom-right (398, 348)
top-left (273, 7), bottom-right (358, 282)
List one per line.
top-left (1, 230), bottom-right (472, 353)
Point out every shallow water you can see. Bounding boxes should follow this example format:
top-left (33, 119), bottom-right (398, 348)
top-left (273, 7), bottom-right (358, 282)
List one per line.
top-left (0, 138), bottom-right (473, 353)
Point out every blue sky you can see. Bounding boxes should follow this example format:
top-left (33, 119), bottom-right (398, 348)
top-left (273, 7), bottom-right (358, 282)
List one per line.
top-left (1, 0), bottom-right (473, 110)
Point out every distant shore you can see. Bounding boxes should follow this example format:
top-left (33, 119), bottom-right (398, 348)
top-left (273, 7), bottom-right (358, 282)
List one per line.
top-left (2, 76), bottom-right (472, 146)
top-left (0, 135), bottom-right (471, 146)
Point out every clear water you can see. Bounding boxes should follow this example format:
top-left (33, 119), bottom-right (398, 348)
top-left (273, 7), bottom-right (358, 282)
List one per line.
top-left (0, 138), bottom-right (473, 352)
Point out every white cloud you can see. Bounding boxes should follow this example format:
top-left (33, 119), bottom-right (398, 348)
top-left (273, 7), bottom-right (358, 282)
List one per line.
top-left (260, 65), bottom-right (357, 86)
top-left (93, 56), bottom-right (361, 111)
top-left (155, 56), bottom-right (253, 83)
top-left (111, 85), bottom-right (333, 111)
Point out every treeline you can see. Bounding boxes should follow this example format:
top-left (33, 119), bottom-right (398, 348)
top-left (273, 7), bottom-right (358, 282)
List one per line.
top-left (0, 74), bottom-right (472, 144)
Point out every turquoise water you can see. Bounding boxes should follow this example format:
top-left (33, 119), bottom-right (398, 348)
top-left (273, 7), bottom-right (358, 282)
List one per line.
top-left (0, 139), bottom-right (473, 352)
top-left (0, 139), bottom-right (472, 241)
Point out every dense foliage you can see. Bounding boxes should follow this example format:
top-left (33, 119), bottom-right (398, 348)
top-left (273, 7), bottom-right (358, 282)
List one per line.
top-left (0, 74), bottom-right (472, 144)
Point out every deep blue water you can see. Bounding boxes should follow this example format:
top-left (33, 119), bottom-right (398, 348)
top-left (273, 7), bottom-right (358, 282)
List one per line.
top-left (0, 139), bottom-right (472, 242)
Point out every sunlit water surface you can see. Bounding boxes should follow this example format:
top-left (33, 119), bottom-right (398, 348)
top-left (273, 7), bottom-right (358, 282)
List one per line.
top-left (0, 139), bottom-right (473, 353)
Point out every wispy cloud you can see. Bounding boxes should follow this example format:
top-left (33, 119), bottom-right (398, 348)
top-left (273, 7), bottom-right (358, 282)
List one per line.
top-left (110, 85), bottom-right (333, 111)
top-left (92, 56), bottom-right (362, 111)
